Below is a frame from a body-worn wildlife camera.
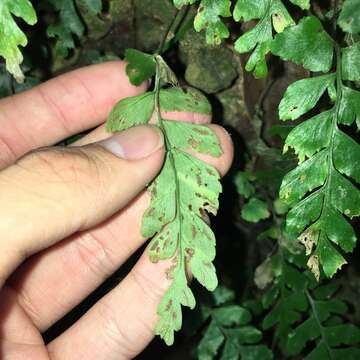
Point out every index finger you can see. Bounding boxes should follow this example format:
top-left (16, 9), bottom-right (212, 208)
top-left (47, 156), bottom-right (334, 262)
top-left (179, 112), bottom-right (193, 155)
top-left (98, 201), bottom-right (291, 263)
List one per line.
top-left (0, 61), bottom-right (148, 169)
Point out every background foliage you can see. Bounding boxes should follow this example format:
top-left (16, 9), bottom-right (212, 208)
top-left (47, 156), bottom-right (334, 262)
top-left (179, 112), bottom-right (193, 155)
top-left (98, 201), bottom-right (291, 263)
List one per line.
top-left (3, 0), bottom-right (360, 358)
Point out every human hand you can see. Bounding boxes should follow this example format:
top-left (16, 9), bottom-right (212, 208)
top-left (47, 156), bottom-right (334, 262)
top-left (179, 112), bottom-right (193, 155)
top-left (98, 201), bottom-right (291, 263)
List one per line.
top-left (0, 61), bottom-right (233, 359)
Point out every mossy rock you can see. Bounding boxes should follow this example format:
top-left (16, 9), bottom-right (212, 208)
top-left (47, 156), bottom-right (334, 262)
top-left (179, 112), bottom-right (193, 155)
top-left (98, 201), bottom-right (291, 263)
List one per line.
top-left (179, 30), bottom-right (238, 94)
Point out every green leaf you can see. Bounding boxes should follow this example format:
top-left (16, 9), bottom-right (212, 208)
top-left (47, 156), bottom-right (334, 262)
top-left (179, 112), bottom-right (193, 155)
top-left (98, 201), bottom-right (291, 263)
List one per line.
top-left (271, 16), bottom-right (334, 73)
top-left (286, 304), bottom-right (360, 356)
top-left (193, 0), bottom-right (232, 45)
top-left (280, 150), bottom-right (328, 206)
top-left (0, 0), bottom-right (37, 82)
top-left (233, 0), bottom-right (267, 22)
top-left (316, 232), bottom-right (347, 278)
top-left (212, 286), bottom-right (236, 306)
top-left (286, 191), bottom-right (324, 235)
top-left (155, 269), bottom-right (196, 345)
top-left (330, 171), bottom-right (360, 219)
top-left (164, 121), bottom-right (222, 157)
top-left (106, 88), bottom-right (211, 132)
top-left (224, 327), bottom-right (263, 344)
top-left (342, 42), bottom-right (360, 81)
top-left (106, 78), bottom-right (222, 343)
top-left (279, 74), bottom-right (336, 121)
top-left (325, 324), bottom-right (360, 346)
top-left (289, 0), bottom-right (310, 9)
top-left (241, 198), bottom-right (270, 223)
top-left (173, 0), bottom-right (198, 9)
top-left (124, 49), bottom-right (156, 86)
top-left (339, 0), bottom-right (360, 34)
top-left (287, 317), bottom-right (320, 355)
top-left (47, 0), bottom-right (85, 58)
top-left (323, 208), bottom-right (357, 253)
top-left (222, 341), bottom-right (273, 360)
top-left (199, 299), bottom-right (272, 359)
top-left (234, 0), bottom-right (294, 78)
top-left (198, 320), bottom-right (225, 360)
top-left (144, 129), bottom-right (222, 343)
top-left (262, 254), bottom-right (360, 357)
top-left (263, 290), bottom-right (307, 331)
top-left (142, 155), bottom-right (176, 240)
top-left (338, 86), bottom-right (360, 127)
top-left (160, 88), bottom-right (212, 114)
top-left (333, 131), bottom-right (360, 184)
top-left (212, 306), bottom-right (252, 327)
top-left (284, 110), bottom-right (333, 163)
top-left (79, 0), bottom-right (102, 13)
top-left (312, 283), bottom-right (340, 300)
top-left (234, 172), bottom-right (255, 199)
top-left (106, 93), bottom-right (154, 132)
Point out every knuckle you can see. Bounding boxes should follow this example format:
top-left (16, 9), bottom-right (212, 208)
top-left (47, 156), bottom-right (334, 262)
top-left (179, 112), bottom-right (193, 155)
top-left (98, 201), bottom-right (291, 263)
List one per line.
top-left (96, 300), bottom-right (136, 358)
top-left (130, 266), bottom-right (167, 303)
top-left (0, 134), bottom-right (17, 168)
top-left (73, 232), bottom-right (117, 280)
top-left (15, 147), bottom-right (107, 197)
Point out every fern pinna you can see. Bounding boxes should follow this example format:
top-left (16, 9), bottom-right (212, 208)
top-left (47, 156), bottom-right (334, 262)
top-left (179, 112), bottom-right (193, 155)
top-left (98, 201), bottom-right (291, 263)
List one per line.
top-left (106, 53), bottom-right (222, 345)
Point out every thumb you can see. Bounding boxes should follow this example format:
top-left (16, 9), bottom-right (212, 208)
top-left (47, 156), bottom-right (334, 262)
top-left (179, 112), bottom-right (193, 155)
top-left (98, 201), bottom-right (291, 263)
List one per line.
top-left (0, 125), bottom-right (164, 284)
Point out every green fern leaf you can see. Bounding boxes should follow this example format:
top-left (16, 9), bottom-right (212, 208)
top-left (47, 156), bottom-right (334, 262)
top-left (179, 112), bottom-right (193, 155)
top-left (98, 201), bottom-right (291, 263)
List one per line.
top-left (47, 0), bottom-right (102, 58)
top-left (106, 87), bottom-right (211, 132)
top-left (198, 291), bottom-right (273, 360)
top-left (0, 0), bottom-right (37, 82)
top-left (193, 0), bottom-right (232, 45)
top-left (149, 144), bottom-right (222, 344)
top-left (279, 74), bottom-right (336, 121)
top-left (271, 16), bottom-right (334, 73)
top-left (279, 69), bottom-right (360, 277)
top-left (342, 42), bottom-right (360, 81)
top-left (124, 49), bottom-right (156, 86)
top-left (339, 0), bottom-right (360, 34)
top-left (338, 86), bottom-right (360, 128)
top-left (173, 0), bottom-right (198, 9)
top-left (234, 0), bottom-right (294, 78)
top-left (241, 198), bottom-right (270, 223)
top-left (288, 0), bottom-right (310, 10)
top-left (106, 56), bottom-right (223, 344)
top-left (263, 252), bottom-right (360, 357)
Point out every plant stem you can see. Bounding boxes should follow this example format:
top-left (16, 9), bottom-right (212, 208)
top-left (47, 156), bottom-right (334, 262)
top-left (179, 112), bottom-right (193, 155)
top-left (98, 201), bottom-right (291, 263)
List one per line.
top-left (154, 60), bottom-right (185, 279)
top-left (157, 6), bottom-right (189, 55)
top-left (318, 0), bottom-right (344, 225)
top-left (305, 289), bottom-right (334, 359)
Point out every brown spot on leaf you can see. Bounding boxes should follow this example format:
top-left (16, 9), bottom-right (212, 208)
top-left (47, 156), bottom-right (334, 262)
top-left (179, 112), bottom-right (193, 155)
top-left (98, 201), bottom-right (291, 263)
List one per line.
top-left (192, 225), bottom-right (197, 239)
top-left (165, 300), bottom-right (173, 311)
top-left (192, 127), bottom-right (209, 135)
top-left (186, 248), bottom-right (195, 258)
top-left (188, 138), bottom-right (200, 149)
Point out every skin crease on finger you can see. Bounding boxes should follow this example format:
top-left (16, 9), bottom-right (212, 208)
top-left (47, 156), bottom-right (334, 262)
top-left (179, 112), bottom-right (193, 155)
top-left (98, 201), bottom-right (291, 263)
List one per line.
top-left (0, 62), bottom-right (234, 359)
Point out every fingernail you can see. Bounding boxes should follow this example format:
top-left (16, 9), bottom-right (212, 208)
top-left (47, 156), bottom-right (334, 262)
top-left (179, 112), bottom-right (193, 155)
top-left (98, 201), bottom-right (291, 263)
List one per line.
top-left (99, 125), bottom-right (164, 160)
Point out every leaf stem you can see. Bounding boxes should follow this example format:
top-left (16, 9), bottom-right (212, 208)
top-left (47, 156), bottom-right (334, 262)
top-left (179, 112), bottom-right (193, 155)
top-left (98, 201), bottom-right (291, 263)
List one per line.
top-left (319, 38), bottom-right (343, 225)
top-left (157, 6), bottom-right (189, 55)
top-left (305, 289), bottom-right (333, 359)
top-left (154, 59), bottom-right (185, 279)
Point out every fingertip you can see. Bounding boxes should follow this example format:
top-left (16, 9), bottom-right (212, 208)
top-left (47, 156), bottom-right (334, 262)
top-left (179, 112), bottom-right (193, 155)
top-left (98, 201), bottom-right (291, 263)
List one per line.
top-left (211, 124), bottom-right (234, 176)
